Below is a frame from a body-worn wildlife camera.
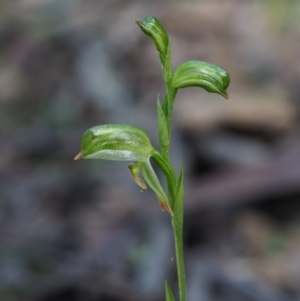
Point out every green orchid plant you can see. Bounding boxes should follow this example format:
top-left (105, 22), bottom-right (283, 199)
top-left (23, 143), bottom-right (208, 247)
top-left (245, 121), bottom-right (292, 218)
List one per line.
top-left (75, 16), bottom-right (230, 301)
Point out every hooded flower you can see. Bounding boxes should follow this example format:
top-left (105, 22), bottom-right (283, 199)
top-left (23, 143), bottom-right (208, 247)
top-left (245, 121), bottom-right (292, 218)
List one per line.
top-left (75, 124), bottom-right (172, 214)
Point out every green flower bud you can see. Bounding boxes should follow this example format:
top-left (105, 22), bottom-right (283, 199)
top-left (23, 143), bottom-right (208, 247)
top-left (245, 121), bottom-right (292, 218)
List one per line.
top-left (172, 60), bottom-right (230, 99)
top-left (135, 16), bottom-right (169, 54)
top-left (74, 124), bottom-right (154, 162)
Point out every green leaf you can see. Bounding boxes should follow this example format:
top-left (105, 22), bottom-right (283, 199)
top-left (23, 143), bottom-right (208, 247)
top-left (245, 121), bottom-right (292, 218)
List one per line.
top-left (151, 150), bottom-right (178, 208)
top-left (171, 166), bottom-right (186, 301)
top-left (157, 96), bottom-right (169, 157)
top-left (173, 165), bottom-right (184, 230)
top-left (161, 94), bottom-right (169, 117)
top-left (165, 281), bottom-right (176, 301)
top-left (135, 16), bottom-right (169, 54)
top-left (172, 60), bottom-right (230, 99)
top-left (74, 124), bottom-right (154, 162)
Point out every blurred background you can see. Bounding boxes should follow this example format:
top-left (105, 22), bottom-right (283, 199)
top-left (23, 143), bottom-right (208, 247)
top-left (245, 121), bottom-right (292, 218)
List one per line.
top-left (1, 0), bottom-right (300, 300)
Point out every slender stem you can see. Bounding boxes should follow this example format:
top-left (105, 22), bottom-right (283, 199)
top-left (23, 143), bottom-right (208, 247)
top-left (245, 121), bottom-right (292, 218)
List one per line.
top-left (161, 44), bottom-right (177, 144)
top-left (159, 36), bottom-right (187, 301)
top-left (166, 89), bottom-right (177, 141)
top-left (172, 217), bottom-right (186, 301)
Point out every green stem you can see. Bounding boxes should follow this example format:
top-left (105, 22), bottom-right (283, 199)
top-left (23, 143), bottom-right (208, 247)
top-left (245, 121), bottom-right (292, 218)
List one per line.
top-left (166, 89), bottom-right (177, 141)
top-left (154, 142), bottom-right (187, 301)
top-left (161, 45), bottom-right (177, 144)
top-left (159, 37), bottom-right (186, 301)
top-left (172, 216), bottom-right (186, 301)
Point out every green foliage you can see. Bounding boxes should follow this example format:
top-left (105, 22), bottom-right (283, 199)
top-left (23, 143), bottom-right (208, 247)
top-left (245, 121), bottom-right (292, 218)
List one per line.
top-left (75, 16), bottom-right (230, 301)
top-left (157, 97), bottom-right (169, 157)
top-left (165, 281), bottom-right (176, 301)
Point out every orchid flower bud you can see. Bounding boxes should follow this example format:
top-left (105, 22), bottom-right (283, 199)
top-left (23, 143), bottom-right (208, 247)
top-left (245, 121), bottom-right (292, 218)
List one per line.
top-left (172, 60), bottom-right (230, 99)
top-left (74, 124), bottom-right (154, 161)
top-left (135, 16), bottom-right (169, 54)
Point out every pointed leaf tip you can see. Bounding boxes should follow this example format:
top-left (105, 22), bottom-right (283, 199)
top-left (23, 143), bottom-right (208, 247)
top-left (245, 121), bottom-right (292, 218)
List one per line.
top-left (159, 201), bottom-right (173, 216)
top-left (222, 90), bottom-right (229, 100)
top-left (74, 151), bottom-right (83, 160)
top-left (165, 281), bottom-right (176, 301)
